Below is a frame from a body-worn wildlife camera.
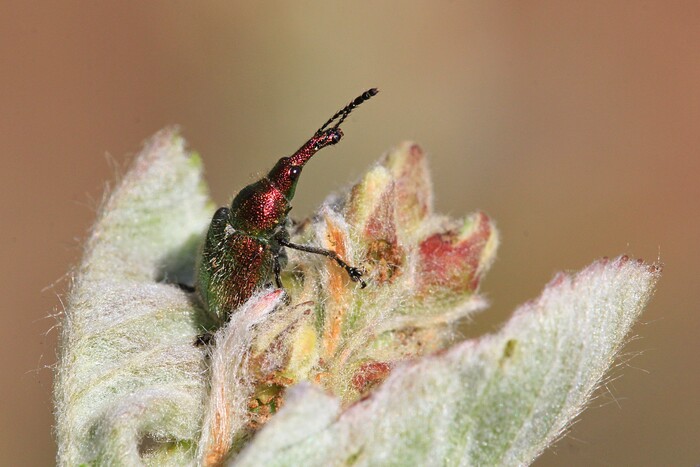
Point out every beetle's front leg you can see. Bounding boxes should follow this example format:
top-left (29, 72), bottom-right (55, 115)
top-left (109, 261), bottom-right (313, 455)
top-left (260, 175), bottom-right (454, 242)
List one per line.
top-left (278, 238), bottom-right (367, 288)
top-left (273, 254), bottom-right (283, 288)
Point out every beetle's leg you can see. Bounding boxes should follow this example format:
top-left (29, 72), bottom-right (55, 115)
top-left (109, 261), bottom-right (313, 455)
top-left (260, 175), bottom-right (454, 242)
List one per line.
top-left (273, 254), bottom-right (283, 289)
top-left (177, 283), bottom-right (196, 293)
top-left (194, 332), bottom-right (215, 347)
top-left (278, 238), bottom-right (367, 288)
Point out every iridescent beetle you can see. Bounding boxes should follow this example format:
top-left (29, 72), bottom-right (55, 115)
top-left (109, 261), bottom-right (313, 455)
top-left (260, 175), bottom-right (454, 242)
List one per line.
top-left (197, 89), bottom-right (378, 324)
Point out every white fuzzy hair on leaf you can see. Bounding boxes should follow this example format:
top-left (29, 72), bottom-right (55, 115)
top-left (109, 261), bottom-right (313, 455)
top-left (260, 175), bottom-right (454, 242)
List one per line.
top-left (54, 130), bottom-right (660, 466)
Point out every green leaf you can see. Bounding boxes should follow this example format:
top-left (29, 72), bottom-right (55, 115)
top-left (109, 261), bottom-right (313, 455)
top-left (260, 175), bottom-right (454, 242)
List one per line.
top-left (54, 128), bottom-right (213, 465)
top-left (54, 129), bottom-right (660, 466)
top-left (233, 257), bottom-right (660, 466)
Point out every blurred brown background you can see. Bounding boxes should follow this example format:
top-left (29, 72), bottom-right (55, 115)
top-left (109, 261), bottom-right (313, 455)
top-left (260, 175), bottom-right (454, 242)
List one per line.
top-left (2, 2), bottom-right (698, 465)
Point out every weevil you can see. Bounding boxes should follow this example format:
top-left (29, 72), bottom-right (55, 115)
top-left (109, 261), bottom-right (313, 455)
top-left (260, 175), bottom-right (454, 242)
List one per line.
top-left (196, 89), bottom-right (378, 324)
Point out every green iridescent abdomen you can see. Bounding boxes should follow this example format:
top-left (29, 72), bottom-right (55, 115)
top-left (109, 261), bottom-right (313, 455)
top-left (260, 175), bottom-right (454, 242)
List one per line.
top-left (197, 207), bottom-right (273, 323)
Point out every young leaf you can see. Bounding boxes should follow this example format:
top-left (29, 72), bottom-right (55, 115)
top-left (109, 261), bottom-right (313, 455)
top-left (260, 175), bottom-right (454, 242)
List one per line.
top-left (54, 130), bottom-right (660, 466)
top-left (54, 128), bottom-right (214, 465)
top-left (233, 257), bottom-right (660, 466)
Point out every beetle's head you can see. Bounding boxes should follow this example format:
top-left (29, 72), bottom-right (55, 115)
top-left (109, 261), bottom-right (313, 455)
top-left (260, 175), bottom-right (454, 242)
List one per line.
top-left (267, 88), bottom-right (378, 201)
top-left (267, 128), bottom-right (343, 200)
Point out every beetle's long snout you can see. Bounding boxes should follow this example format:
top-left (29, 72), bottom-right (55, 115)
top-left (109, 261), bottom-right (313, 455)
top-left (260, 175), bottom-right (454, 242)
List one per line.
top-left (317, 128), bottom-right (343, 149)
top-left (288, 128), bottom-right (343, 167)
top-left (288, 89), bottom-right (377, 167)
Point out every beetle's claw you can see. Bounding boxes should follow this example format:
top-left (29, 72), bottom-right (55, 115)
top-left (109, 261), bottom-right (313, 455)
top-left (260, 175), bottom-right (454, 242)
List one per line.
top-left (346, 266), bottom-right (367, 288)
top-left (194, 332), bottom-right (214, 347)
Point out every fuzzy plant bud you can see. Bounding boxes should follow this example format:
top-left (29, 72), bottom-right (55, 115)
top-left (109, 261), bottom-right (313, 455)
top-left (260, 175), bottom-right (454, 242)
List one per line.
top-left (54, 129), bottom-right (660, 466)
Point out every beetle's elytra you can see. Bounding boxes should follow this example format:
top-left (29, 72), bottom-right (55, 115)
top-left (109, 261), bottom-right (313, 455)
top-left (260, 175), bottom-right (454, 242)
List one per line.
top-left (196, 89), bottom-right (378, 324)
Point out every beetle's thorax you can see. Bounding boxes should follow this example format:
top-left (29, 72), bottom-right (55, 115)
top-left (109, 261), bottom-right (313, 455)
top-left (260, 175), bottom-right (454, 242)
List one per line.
top-left (228, 179), bottom-right (289, 235)
top-left (228, 129), bottom-right (344, 236)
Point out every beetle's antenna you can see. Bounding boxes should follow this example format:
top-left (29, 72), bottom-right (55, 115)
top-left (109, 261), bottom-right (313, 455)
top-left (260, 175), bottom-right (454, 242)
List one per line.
top-left (316, 88), bottom-right (379, 135)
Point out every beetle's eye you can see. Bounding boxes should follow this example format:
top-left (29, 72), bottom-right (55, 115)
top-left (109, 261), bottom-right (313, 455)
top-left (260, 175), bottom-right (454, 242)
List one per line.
top-left (289, 166), bottom-right (301, 178)
top-left (330, 131), bottom-right (341, 144)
